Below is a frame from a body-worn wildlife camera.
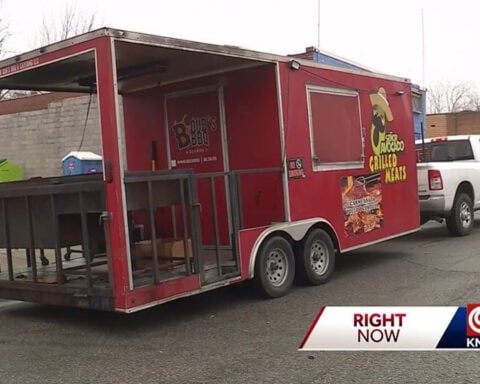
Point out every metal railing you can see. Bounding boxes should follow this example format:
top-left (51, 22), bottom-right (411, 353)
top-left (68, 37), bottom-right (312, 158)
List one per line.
top-left (0, 174), bottom-right (111, 305)
top-left (124, 170), bottom-right (200, 286)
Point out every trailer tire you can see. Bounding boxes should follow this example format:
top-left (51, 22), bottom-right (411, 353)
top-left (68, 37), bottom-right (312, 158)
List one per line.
top-left (297, 228), bottom-right (335, 285)
top-left (446, 193), bottom-right (474, 236)
top-left (255, 236), bottom-right (295, 298)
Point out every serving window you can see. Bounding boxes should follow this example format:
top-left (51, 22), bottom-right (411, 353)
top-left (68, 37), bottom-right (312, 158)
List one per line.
top-left (306, 85), bottom-right (364, 171)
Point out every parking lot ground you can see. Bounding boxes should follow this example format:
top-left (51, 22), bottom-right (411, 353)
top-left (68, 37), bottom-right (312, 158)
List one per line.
top-left (0, 220), bottom-right (479, 383)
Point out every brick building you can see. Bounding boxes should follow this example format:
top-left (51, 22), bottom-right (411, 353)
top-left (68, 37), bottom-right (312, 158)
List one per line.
top-left (426, 111), bottom-right (480, 138)
top-left (0, 93), bottom-right (102, 178)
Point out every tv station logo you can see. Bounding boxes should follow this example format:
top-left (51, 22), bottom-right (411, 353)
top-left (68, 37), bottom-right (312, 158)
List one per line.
top-left (466, 304), bottom-right (480, 347)
top-left (299, 305), bottom-right (480, 351)
top-left (467, 304), bottom-right (480, 336)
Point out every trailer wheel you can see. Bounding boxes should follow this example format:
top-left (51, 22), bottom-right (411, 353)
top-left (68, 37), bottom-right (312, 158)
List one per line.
top-left (255, 236), bottom-right (295, 298)
top-left (446, 193), bottom-right (473, 236)
top-left (298, 229), bottom-right (335, 285)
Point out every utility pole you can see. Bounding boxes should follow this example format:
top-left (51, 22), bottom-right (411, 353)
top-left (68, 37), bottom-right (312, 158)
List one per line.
top-left (422, 8), bottom-right (425, 86)
top-left (317, 0), bottom-right (321, 48)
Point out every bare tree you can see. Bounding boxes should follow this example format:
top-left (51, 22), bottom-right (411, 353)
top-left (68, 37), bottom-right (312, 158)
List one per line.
top-left (0, 2), bottom-right (99, 100)
top-left (466, 91), bottom-right (480, 112)
top-left (0, 1), bottom-right (6, 58)
top-left (427, 82), bottom-right (480, 114)
top-left (38, 1), bottom-right (97, 46)
top-left (0, 0), bottom-right (9, 99)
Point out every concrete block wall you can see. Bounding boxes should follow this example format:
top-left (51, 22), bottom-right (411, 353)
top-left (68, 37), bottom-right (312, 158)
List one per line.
top-left (427, 111), bottom-right (480, 138)
top-left (455, 112), bottom-right (480, 135)
top-left (0, 95), bottom-right (102, 178)
top-left (426, 114), bottom-right (449, 138)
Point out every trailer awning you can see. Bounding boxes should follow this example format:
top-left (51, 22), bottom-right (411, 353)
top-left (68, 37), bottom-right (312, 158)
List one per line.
top-left (112, 40), bottom-right (262, 94)
top-left (0, 29), bottom-right (276, 94)
top-left (0, 51), bottom-right (97, 93)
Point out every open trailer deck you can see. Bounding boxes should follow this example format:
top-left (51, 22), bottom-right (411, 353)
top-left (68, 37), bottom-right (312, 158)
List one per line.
top-left (0, 28), bottom-right (419, 312)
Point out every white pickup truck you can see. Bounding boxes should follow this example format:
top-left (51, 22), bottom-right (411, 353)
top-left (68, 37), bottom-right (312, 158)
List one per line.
top-left (416, 135), bottom-right (480, 236)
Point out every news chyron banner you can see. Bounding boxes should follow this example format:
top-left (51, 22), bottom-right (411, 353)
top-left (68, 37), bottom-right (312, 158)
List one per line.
top-left (299, 305), bottom-right (480, 350)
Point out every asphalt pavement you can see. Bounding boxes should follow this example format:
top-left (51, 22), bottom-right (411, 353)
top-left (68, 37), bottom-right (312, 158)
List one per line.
top-left (0, 220), bottom-right (479, 384)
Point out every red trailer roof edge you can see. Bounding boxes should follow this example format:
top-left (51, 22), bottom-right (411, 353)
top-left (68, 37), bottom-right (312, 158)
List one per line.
top-left (0, 27), bottom-right (411, 86)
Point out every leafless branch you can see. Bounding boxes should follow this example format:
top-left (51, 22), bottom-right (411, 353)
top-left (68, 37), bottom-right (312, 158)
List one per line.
top-left (38, 1), bottom-right (98, 46)
top-left (427, 82), bottom-right (480, 113)
top-left (2, 1), bottom-right (98, 100)
top-left (0, 0), bottom-right (8, 58)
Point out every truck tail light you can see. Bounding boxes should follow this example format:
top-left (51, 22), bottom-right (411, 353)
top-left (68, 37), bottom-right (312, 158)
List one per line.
top-left (428, 169), bottom-right (443, 190)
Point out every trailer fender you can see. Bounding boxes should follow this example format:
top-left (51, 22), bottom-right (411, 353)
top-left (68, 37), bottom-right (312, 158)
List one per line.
top-left (248, 218), bottom-right (339, 279)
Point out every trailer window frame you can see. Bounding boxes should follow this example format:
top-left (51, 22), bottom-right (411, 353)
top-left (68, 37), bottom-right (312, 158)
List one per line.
top-left (306, 85), bottom-right (364, 171)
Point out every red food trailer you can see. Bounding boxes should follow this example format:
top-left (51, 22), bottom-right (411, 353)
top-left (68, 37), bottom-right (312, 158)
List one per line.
top-left (0, 28), bottom-right (419, 312)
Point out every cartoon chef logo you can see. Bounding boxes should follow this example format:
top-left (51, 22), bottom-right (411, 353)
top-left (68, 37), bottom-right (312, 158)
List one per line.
top-left (370, 87), bottom-right (394, 157)
top-left (367, 87), bottom-right (407, 184)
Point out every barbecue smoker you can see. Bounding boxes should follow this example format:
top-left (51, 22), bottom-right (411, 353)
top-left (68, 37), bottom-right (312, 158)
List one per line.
top-left (0, 28), bottom-right (419, 312)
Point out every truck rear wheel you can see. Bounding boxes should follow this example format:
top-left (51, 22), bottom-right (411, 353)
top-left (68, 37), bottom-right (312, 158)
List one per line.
top-left (446, 193), bottom-right (473, 236)
top-left (255, 236), bottom-right (295, 298)
top-left (297, 228), bottom-right (335, 285)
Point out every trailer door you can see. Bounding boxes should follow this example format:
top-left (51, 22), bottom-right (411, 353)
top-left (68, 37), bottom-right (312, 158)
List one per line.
top-left (165, 85), bottom-right (232, 253)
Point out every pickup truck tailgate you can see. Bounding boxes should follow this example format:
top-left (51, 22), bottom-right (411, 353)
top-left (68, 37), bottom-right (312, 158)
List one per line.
top-left (417, 163), bottom-right (431, 194)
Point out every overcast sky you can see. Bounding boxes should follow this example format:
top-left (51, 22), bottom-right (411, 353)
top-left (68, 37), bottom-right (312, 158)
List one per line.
top-left (1, 0), bottom-right (479, 88)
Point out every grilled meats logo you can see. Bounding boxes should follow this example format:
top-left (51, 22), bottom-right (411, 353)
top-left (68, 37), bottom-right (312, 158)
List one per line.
top-left (172, 114), bottom-right (217, 150)
top-left (368, 87), bottom-right (406, 184)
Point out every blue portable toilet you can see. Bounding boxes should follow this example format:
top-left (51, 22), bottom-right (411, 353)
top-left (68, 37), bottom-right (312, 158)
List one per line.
top-left (62, 151), bottom-right (103, 176)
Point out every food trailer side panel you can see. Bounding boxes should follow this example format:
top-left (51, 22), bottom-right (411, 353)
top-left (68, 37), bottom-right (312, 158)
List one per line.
top-left (279, 62), bottom-right (418, 251)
